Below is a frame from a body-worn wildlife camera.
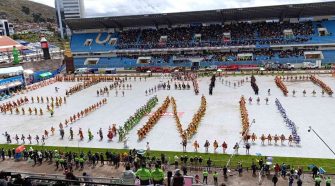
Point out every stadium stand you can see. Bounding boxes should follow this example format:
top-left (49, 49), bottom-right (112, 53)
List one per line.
top-left (66, 1), bottom-right (335, 69)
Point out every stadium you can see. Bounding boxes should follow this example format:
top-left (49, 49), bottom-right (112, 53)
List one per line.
top-left (1, 1), bottom-right (335, 185)
top-left (66, 1), bottom-right (335, 71)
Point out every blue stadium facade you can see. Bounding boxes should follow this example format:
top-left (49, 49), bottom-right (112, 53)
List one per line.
top-left (66, 2), bottom-right (335, 70)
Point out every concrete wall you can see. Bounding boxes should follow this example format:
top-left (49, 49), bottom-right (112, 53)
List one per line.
top-left (0, 59), bottom-right (63, 71)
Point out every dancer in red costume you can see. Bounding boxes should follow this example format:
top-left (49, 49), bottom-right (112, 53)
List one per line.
top-left (78, 128), bottom-right (84, 141)
top-left (107, 126), bottom-right (113, 141)
top-left (112, 124), bottom-right (117, 136)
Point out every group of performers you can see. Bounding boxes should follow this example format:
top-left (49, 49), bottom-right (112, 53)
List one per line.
top-left (291, 89), bottom-right (326, 97)
top-left (65, 79), bottom-right (100, 96)
top-left (30, 96), bottom-right (66, 105)
top-left (61, 75), bottom-right (146, 83)
top-left (247, 96), bottom-right (269, 105)
top-left (275, 98), bottom-right (301, 144)
top-left (0, 96), bottom-right (67, 116)
top-left (279, 75), bottom-right (311, 82)
top-left (3, 132), bottom-right (46, 145)
top-left (137, 96), bottom-right (170, 140)
top-left (188, 135), bottom-right (296, 153)
top-left (25, 78), bottom-right (57, 92)
top-left (239, 96), bottom-right (250, 138)
top-left (171, 72), bottom-right (194, 81)
top-left (241, 133), bottom-right (296, 146)
top-left (0, 97), bottom-right (29, 113)
top-left (58, 75), bottom-right (126, 82)
top-left (56, 123), bottom-right (115, 142)
top-left (221, 78), bottom-right (246, 88)
top-left (239, 96), bottom-right (250, 140)
top-left (118, 96), bottom-right (158, 142)
top-left (92, 80), bottom-right (133, 97)
top-left (174, 82), bottom-right (191, 90)
top-left (192, 140), bottom-right (228, 153)
top-left (310, 75), bottom-right (333, 96)
top-left (145, 81), bottom-right (173, 96)
top-left (46, 96), bottom-right (66, 110)
top-left (275, 76), bottom-right (289, 96)
top-left (276, 75), bottom-right (333, 96)
top-left (258, 134), bottom-right (295, 145)
top-left (106, 124), bottom-right (118, 141)
top-left (58, 98), bottom-right (107, 128)
top-left (183, 96), bottom-right (207, 140)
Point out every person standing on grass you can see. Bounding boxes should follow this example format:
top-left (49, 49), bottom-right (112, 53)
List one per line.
top-left (222, 141), bottom-right (227, 154)
top-left (233, 142), bottom-right (239, 154)
top-left (245, 142), bottom-right (250, 155)
top-left (146, 142), bottom-right (150, 156)
top-left (204, 140), bottom-right (210, 153)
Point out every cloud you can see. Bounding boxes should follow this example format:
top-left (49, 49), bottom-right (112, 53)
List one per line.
top-left (30, 0), bottom-right (334, 17)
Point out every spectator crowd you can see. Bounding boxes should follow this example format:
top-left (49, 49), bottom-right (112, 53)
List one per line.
top-left (112, 21), bottom-right (314, 49)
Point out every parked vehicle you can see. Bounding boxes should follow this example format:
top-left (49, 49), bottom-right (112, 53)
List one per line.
top-left (302, 62), bottom-right (318, 69)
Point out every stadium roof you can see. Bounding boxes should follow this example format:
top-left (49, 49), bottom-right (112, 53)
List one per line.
top-left (66, 1), bottom-right (335, 30)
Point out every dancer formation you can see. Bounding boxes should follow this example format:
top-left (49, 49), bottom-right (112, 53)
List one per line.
top-left (239, 96), bottom-right (296, 146)
top-left (25, 78), bottom-right (57, 92)
top-left (58, 98), bottom-right (107, 128)
top-left (239, 96), bottom-right (250, 138)
top-left (171, 95), bottom-right (207, 141)
top-left (0, 96), bottom-right (66, 115)
top-left (310, 75), bottom-right (333, 96)
top-left (250, 75), bottom-right (259, 95)
top-left (275, 75), bottom-right (333, 96)
top-left (275, 76), bottom-right (289, 96)
top-left (65, 79), bottom-right (100, 96)
top-left (275, 98), bottom-right (301, 144)
top-left (221, 78), bottom-right (246, 88)
top-left (2, 73), bottom-right (334, 155)
top-left (118, 96), bottom-right (158, 142)
top-left (137, 96), bottom-right (170, 140)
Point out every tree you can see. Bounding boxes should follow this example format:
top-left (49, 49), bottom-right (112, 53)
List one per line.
top-left (21, 6), bottom-right (30, 15)
top-left (32, 13), bottom-right (45, 23)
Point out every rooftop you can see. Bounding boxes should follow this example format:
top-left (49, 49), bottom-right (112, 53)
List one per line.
top-left (66, 1), bottom-right (335, 30)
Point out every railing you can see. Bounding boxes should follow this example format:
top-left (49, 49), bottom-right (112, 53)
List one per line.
top-left (3, 171), bottom-right (124, 185)
top-left (74, 56), bottom-right (335, 69)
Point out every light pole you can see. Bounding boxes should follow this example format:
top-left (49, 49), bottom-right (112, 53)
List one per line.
top-left (308, 126), bottom-right (335, 156)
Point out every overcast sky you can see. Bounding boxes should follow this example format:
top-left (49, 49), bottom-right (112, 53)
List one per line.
top-left (30, 0), bottom-right (333, 17)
